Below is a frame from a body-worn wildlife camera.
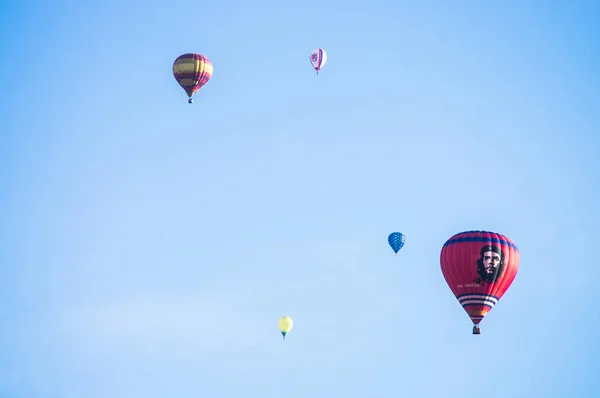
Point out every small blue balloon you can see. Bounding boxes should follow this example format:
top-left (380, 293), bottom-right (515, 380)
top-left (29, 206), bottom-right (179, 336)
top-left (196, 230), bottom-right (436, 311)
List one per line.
top-left (388, 232), bottom-right (405, 254)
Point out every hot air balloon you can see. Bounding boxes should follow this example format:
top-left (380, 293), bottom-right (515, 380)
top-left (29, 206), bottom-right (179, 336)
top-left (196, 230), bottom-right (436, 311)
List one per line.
top-left (388, 232), bottom-right (405, 255)
top-left (440, 230), bottom-right (520, 334)
top-left (310, 48), bottom-right (327, 75)
top-left (278, 316), bottom-right (294, 340)
top-left (172, 53), bottom-right (213, 103)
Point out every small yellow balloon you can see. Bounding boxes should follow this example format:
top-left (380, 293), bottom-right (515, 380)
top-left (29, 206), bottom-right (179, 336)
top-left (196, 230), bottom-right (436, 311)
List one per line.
top-left (278, 316), bottom-right (294, 340)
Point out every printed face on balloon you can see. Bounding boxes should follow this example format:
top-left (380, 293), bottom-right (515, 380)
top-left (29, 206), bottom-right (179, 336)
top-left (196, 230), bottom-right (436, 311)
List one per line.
top-left (475, 245), bottom-right (505, 285)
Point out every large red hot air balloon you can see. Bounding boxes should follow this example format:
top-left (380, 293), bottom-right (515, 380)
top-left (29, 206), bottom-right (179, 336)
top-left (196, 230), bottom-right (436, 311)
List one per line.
top-left (440, 230), bottom-right (520, 334)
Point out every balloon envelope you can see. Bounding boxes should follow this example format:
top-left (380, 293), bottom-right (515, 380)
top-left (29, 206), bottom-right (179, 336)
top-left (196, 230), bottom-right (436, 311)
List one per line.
top-left (172, 53), bottom-right (213, 101)
top-left (278, 316), bottom-right (294, 339)
top-left (310, 48), bottom-right (327, 73)
top-left (388, 232), bottom-right (405, 254)
top-left (440, 230), bottom-right (520, 331)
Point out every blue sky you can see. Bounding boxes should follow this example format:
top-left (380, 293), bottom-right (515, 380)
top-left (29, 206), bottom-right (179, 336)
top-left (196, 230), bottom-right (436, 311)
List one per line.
top-left (1, 0), bottom-right (599, 397)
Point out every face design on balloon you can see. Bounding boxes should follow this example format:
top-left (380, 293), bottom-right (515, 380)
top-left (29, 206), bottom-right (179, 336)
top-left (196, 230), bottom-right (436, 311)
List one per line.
top-left (474, 245), bottom-right (506, 285)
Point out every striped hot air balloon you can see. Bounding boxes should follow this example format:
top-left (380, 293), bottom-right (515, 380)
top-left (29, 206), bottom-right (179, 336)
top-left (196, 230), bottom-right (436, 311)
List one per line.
top-left (440, 230), bottom-right (520, 335)
top-left (172, 53), bottom-right (213, 103)
top-left (310, 48), bottom-right (327, 75)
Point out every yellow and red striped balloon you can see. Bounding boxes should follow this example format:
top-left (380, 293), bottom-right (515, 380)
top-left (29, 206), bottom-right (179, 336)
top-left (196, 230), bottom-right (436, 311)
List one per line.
top-left (172, 53), bottom-right (213, 103)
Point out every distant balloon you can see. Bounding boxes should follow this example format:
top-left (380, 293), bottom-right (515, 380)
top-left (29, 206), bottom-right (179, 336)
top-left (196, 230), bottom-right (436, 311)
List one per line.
top-left (440, 230), bottom-right (520, 335)
top-left (278, 316), bottom-right (294, 340)
top-left (388, 232), bottom-right (405, 255)
top-left (172, 53), bottom-right (213, 103)
top-left (310, 48), bottom-right (327, 75)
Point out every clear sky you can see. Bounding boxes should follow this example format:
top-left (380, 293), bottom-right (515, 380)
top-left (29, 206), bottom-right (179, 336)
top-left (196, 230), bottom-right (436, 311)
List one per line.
top-left (1, 0), bottom-right (599, 397)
